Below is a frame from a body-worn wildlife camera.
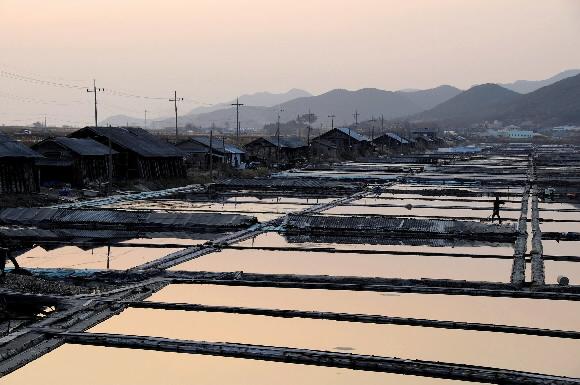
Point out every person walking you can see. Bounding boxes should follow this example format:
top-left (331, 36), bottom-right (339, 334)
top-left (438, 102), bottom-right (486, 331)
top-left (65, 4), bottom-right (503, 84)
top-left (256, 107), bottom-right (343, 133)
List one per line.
top-left (491, 196), bottom-right (505, 224)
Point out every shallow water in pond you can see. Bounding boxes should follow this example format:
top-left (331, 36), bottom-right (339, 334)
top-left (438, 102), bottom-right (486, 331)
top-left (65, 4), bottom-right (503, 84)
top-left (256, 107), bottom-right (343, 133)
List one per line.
top-left (224, 196), bottom-right (334, 204)
top-left (238, 232), bottom-right (515, 256)
top-left (323, 205), bottom-right (520, 219)
top-left (1, 345), bottom-right (484, 385)
top-left (540, 221), bottom-right (580, 232)
top-left (88, 308), bottom-right (580, 377)
top-left (543, 240), bottom-right (580, 256)
top-left (149, 284), bottom-right (580, 331)
top-left (545, 261), bottom-right (580, 285)
top-left (170, 248), bottom-right (513, 282)
top-left (12, 244), bottom-right (184, 270)
top-left (354, 197), bottom-right (521, 209)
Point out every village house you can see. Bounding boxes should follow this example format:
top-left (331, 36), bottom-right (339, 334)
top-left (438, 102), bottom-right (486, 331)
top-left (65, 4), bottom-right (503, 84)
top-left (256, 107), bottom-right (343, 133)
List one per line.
top-left (0, 131), bottom-right (42, 194)
top-left (177, 136), bottom-right (245, 169)
top-left (70, 127), bottom-right (186, 179)
top-left (312, 127), bottom-right (373, 157)
top-left (309, 137), bottom-right (338, 161)
top-left (32, 137), bottom-right (118, 188)
top-left (244, 136), bottom-right (308, 164)
top-left (373, 132), bottom-right (412, 154)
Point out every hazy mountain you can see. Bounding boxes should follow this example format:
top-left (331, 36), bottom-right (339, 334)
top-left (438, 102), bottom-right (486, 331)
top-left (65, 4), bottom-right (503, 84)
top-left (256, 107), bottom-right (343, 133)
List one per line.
top-left (186, 88), bottom-right (312, 115)
top-left (397, 85), bottom-right (462, 110)
top-left (414, 74), bottom-right (580, 126)
top-left (153, 88), bottom-right (426, 129)
top-left (100, 114), bottom-right (145, 127)
top-left (101, 89), bottom-right (311, 128)
top-left (500, 69), bottom-right (580, 94)
top-left (275, 88), bottom-right (425, 126)
top-left (495, 73), bottom-right (580, 125)
top-left (413, 84), bottom-right (520, 123)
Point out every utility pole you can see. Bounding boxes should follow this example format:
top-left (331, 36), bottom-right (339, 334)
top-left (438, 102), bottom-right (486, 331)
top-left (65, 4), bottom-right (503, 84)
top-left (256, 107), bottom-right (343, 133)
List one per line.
top-left (351, 110), bottom-right (359, 150)
top-left (231, 98), bottom-right (244, 146)
top-left (307, 109), bottom-right (312, 146)
top-left (328, 114), bottom-right (335, 130)
top-left (276, 109), bottom-right (284, 163)
top-left (380, 114), bottom-right (384, 134)
top-left (370, 116), bottom-right (377, 142)
top-left (87, 80), bottom-right (111, 195)
top-left (170, 91), bottom-right (183, 142)
top-left (87, 79), bottom-right (104, 128)
top-left (144, 109), bottom-right (147, 129)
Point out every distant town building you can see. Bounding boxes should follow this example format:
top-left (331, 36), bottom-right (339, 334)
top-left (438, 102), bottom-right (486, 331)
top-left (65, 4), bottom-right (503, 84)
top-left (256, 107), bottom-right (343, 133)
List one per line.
top-left (411, 127), bottom-right (438, 140)
top-left (498, 126), bottom-right (534, 139)
top-left (69, 127), bottom-right (186, 179)
top-left (32, 137), bottom-right (118, 188)
top-left (0, 131), bottom-right (42, 194)
top-left (177, 136), bottom-right (245, 169)
top-left (244, 136), bottom-right (308, 164)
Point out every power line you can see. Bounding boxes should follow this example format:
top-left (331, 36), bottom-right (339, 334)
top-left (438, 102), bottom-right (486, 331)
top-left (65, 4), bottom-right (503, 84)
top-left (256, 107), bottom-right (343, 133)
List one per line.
top-left (0, 68), bottom-right (213, 106)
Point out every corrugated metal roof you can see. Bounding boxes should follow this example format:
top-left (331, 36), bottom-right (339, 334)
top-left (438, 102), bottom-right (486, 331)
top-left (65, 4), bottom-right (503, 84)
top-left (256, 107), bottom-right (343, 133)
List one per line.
top-left (213, 178), bottom-right (363, 191)
top-left (0, 131), bottom-right (43, 159)
top-left (71, 127), bottom-right (185, 158)
top-left (180, 137), bottom-right (245, 154)
top-left (375, 132), bottom-right (409, 144)
top-left (261, 136), bottom-right (307, 149)
top-left (0, 207), bottom-right (257, 230)
top-left (336, 127), bottom-right (370, 142)
top-left (51, 137), bottom-right (119, 156)
top-left (285, 214), bottom-right (516, 238)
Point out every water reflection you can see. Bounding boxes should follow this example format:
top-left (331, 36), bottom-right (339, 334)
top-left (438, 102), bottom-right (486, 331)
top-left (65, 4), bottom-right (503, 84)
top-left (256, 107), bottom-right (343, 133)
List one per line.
top-left (149, 284), bottom-right (580, 331)
top-left (1, 345), bottom-right (485, 385)
top-left (89, 309), bottom-right (580, 377)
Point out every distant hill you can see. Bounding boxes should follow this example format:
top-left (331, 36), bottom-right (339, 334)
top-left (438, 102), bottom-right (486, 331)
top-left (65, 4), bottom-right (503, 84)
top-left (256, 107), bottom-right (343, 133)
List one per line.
top-left (496, 73), bottom-right (580, 126)
top-left (413, 84), bottom-right (520, 123)
top-left (500, 69), bottom-right (580, 94)
top-left (152, 88), bottom-right (429, 129)
top-left (413, 74), bottom-right (580, 126)
top-left (101, 69), bottom-right (580, 129)
top-left (185, 88), bottom-right (312, 115)
top-left (274, 88), bottom-right (425, 125)
top-left (397, 85), bottom-right (462, 110)
top-left (100, 114), bottom-right (145, 127)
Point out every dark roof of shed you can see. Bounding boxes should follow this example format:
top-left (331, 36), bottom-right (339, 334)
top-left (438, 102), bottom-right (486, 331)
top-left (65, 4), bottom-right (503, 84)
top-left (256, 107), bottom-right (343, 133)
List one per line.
top-left (311, 138), bottom-right (338, 149)
top-left (262, 136), bottom-right (307, 148)
top-left (336, 127), bottom-right (369, 142)
top-left (181, 137), bottom-right (245, 154)
top-left (46, 137), bottom-right (118, 156)
top-left (73, 127), bottom-right (185, 158)
top-left (374, 132), bottom-right (409, 144)
top-left (0, 131), bottom-right (43, 159)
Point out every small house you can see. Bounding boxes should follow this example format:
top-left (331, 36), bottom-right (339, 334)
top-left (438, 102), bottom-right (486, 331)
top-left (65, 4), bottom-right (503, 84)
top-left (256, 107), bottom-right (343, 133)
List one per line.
top-left (373, 132), bottom-right (411, 154)
top-left (32, 137), bottom-right (118, 188)
top-left (0, 131), bottom-right (42, 194)
top-left (310, 138), bottom-right (338, 161)
top-left (177, 137), bottom-right (245, 169)
top-left (244, 136), bottom-right (308, 164)
top-left (70, 127), bottom-right (186, 179)
top-left (312, 127), bottom-right (373, 157)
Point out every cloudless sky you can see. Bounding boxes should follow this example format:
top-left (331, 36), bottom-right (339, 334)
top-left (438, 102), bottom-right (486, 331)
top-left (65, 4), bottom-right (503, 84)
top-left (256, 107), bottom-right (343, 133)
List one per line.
top-left (1, 0), bottom-right (579, 125)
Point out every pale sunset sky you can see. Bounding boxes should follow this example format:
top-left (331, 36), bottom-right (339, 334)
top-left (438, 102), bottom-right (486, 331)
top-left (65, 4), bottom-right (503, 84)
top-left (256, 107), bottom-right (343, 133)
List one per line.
top-left (0, 0), bottom-right (579, 125)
